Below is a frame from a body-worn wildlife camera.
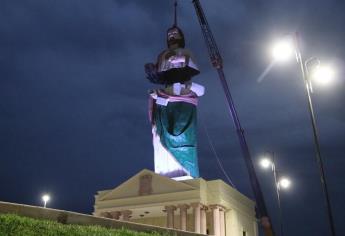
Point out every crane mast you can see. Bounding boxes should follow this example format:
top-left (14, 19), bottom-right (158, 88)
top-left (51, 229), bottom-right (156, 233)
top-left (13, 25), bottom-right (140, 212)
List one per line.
top-left (191, 1), bottom-right (275, 235)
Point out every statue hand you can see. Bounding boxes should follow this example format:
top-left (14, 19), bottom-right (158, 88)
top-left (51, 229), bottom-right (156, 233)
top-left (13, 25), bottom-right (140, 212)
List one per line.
top-left (145, 63), bottom-right (156, 74)
top-left (145, 63), bottom-right (163, 84)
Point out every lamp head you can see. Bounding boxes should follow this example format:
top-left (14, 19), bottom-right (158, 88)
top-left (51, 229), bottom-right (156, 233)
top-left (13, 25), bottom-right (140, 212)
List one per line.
top-left (278, 177), bottom-right (291, 189)
top-left (42, 194), bottom-right (50, 202)
top-left (260, 158), bottom-right (272, 169)
top-left (272, 39), bottom-right (294, 62)
top-left (311, 65), bottom-right (335, 86)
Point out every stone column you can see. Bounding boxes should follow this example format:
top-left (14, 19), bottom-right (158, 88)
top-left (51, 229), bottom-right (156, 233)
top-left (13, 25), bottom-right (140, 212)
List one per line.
top-left (109, 211), bottom-right (121, 220)
top-left (178, 204), bottom-right (190, 231)
top-left (121, 210), bottom-right (132, 221)
top-left (100, 212), bottom-right (112, 219)
top-left (210, 205), bottom-right (220, 236)
top-left (219, 208), bottom-right (225, 236)
top-left (191, 203), bottom-right (202, 233)
top-left (200, 205), bottom-right (207, 235)
top-left (165, 205), bottom-right (177, 229)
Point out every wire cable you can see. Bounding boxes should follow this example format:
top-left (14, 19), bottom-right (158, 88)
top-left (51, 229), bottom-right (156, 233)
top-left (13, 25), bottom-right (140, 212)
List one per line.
top-left (200, 117), bottom-right (237, 188)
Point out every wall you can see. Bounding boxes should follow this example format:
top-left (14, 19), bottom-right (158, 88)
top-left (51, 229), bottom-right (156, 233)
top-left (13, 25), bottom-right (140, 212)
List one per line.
top-left (132, 213), bottom-right (196, 232)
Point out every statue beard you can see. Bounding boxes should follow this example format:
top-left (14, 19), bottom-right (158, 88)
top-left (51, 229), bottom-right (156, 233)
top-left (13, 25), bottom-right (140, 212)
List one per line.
top-left (168, 38), bottom-right (185, 49)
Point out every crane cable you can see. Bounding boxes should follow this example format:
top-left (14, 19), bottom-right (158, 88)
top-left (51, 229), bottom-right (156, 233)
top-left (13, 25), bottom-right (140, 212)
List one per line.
top-left (200, 117), bottom-right (237, 188)
top-left (173, 0), bottom-right (178, 27)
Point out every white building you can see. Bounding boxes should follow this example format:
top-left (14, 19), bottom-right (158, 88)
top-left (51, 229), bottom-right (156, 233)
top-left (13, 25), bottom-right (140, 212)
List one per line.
top-left (93, 169), bottom-right (258, 236)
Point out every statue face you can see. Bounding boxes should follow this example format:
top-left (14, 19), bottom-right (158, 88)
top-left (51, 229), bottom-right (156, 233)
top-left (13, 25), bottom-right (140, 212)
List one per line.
top-left (168, 28), bottom-right (182, 41)
top-left (167, 27), bottom-right (185, 49)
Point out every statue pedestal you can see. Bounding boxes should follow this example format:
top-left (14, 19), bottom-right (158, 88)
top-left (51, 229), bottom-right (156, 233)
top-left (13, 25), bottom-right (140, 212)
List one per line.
top-left (93, 169), bottom-right (258, 236)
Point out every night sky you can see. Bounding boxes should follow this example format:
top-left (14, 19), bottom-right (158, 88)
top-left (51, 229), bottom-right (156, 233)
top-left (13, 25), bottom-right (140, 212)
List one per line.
top-left (1, 0), bottom-right (345, 235)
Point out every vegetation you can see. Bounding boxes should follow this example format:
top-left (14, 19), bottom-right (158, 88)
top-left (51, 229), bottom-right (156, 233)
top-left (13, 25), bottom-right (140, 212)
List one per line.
top-left (0, 214), bottom-right (164, 236)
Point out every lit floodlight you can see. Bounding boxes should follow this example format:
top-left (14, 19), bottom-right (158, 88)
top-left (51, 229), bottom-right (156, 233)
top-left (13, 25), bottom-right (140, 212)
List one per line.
top-left (42, 194), bottom-right (50, 208)
top-left (272, 39), bottom-right (294, 62)
top-left (278, 177), bottom-right (291, 189)
top-left (311, 65), bottom-right (335, 85)
top-left (260, 158), bottom-right (272, 169)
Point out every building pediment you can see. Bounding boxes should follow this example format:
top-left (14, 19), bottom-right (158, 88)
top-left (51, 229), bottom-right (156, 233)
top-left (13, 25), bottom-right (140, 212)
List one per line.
top-left (99, 169), bottom-right (196, 201)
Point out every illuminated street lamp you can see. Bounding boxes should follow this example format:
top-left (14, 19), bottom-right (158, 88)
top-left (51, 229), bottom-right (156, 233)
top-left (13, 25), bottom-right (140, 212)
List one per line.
top-left (260, 158), bottom-right (272, 169)
top-left (278, 177), bottom-right (291, 189)
top-left (270, 32), bottom-right (336, 236)
top-left (272, 39), bottom-right (294, 62)
top-left (259, 152), bottom-right (291, 236)
top-left (42, 194), bottom-right (50, 208)
top-left (272, 38), bottom-right (335, 85)
top-left (311, 65), bottom-right (335, 86)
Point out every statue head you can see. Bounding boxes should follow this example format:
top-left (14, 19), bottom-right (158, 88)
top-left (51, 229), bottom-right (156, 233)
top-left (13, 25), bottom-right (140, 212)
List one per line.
top-left (167, 26), bottom-right (185, 49)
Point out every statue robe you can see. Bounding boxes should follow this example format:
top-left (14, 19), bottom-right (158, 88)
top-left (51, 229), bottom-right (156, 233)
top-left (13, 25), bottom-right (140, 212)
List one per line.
top-left (149, 89), bottom-right (199, 178)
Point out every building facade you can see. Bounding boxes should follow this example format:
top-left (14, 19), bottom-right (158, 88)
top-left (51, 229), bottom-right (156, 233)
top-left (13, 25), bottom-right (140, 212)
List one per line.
top-left (93, 169), bottom-right (258, 236)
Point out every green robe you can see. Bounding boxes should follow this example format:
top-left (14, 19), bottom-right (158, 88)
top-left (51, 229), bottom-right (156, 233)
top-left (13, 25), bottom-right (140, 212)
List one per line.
top-left (154, 101), bottom-right (199, 178)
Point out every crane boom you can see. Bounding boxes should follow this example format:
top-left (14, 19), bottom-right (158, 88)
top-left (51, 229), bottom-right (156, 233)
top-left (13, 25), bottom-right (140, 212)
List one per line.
top-left (191, 1), bottom-right (275, 235)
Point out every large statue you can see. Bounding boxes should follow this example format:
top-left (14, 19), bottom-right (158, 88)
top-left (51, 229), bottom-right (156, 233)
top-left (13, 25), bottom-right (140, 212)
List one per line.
top-left (145, 5), bottom-right (204, 179)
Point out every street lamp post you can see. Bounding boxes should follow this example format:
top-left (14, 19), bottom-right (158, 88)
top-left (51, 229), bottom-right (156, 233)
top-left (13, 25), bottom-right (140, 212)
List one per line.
top-left (294, 32), bottom-right (336, 236)
top-left (260, 153), bottom-right (290, 236)
top-left (271, 32), bottom-right (336, 236)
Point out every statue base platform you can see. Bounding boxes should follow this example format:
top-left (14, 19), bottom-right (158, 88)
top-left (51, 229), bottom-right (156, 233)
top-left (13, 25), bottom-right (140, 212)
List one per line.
top-left (93, 169), bottom-right (258, 236)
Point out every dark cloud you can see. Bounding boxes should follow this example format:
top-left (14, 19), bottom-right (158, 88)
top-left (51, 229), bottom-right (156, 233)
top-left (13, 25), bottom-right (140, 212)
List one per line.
top-left (0, 0), bottom-right (344, 235)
